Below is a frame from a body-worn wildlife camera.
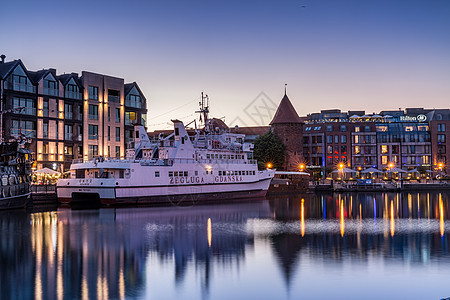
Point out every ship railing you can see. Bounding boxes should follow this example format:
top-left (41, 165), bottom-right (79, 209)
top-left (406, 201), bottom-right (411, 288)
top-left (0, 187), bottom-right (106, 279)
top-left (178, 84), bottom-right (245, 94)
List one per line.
top-left (72, 157), bottom-right (258, 166)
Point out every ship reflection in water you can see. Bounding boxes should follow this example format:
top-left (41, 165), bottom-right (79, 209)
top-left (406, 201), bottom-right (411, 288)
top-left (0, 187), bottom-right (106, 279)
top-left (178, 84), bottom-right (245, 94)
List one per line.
top-left (1, 192), bottom-right (450, 300)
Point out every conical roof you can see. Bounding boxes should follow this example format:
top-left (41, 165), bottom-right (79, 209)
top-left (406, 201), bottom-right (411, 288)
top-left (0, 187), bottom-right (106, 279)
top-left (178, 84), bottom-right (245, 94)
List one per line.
top-left (270, 93), bottom-right (302, 125)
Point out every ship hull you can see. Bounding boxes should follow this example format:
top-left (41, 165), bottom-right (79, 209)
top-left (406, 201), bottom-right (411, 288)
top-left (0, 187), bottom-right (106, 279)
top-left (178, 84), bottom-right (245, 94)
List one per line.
top-left (57, 178), bottom-right (272, 206)
top-left (0, 192), bottom-right (31, 210)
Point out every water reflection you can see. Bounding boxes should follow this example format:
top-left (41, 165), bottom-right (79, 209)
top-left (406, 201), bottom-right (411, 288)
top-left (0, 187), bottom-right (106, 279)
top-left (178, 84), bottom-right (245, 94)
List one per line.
top-left (0, 192), bottom-right (450, 299)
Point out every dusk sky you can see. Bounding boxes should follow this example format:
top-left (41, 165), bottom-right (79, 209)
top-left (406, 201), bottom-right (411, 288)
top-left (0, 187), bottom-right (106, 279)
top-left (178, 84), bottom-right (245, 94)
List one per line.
top-left (3, 0), bottom-right (450, 130)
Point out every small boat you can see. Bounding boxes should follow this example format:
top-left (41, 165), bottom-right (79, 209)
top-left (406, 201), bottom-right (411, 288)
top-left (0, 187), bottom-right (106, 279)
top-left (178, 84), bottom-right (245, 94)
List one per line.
top-left (0, 141), bottom-right (33, 209)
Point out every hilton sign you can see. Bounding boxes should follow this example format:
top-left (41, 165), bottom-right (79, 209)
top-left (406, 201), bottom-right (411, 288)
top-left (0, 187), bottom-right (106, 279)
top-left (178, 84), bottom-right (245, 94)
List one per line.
top-left (399, 114), bottom-right (427, 122)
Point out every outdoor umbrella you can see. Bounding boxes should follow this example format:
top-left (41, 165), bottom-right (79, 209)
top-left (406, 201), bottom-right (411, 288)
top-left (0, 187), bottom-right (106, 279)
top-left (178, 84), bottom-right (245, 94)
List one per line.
top-left (34, 167), bottom-right (60, 175)
top-left (331, 168), bottom-right (356, 173)
top-left (389, 167), bottom-right (407, 173)
top-left (361, 167), bottom-right (383, 174)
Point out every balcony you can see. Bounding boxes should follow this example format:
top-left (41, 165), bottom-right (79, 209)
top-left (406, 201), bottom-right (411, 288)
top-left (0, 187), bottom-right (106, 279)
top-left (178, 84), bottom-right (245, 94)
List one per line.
top-left (88, 114), bottom-right (98, 120)
top-left (88, 134), bottom-right (98, 140)
top-left (11, 128), bottom-right (36, 138)
top-left (6, 81), bottom-right (36, 93)
top-left (65, 91), bottom-right (82, 100)
top-left (13, 106), bottom-right (36, 116)
top-left (43, 87), bottom-right (58, 96)
top-left (108, 95), bottom-right (120, 103)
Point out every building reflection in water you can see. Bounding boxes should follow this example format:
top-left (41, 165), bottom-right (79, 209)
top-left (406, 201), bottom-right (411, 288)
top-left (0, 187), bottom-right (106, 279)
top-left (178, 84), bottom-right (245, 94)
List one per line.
top-left (0, 192), bottom-right (450, 299)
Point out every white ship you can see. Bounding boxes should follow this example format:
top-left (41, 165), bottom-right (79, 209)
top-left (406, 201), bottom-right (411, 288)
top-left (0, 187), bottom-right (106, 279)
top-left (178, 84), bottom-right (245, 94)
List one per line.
top-left (57, 94), bottom-right (274, 205)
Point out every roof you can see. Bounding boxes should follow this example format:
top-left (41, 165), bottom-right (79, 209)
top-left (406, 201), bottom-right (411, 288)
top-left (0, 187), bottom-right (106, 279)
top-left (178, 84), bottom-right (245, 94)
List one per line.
top-left (269, 93), bottom-right (303, 125)
top-left (0, 60), bottom-right (20, 79)
top-left (233, 126), bottom-right (270, 136)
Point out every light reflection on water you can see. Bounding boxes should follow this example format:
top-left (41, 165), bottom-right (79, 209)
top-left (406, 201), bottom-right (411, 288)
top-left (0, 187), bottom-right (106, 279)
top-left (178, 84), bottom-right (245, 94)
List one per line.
top-left (0, 191), bottom-right (450, 300)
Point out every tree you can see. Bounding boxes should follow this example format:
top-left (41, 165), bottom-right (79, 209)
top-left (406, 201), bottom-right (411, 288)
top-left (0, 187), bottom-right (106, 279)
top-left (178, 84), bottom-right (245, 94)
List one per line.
top-left (253, 130), bottom-right (286, 170)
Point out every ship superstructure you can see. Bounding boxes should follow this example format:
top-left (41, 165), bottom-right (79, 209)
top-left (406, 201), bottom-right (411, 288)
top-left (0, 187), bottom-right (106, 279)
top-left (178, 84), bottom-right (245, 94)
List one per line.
top-left (57, 94), bottom-right (274, 205)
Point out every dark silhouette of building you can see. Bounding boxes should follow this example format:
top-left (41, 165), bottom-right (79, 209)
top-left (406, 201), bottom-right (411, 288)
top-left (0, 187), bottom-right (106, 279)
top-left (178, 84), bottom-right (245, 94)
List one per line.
top-left (270, 91), bottom-right (304, 171)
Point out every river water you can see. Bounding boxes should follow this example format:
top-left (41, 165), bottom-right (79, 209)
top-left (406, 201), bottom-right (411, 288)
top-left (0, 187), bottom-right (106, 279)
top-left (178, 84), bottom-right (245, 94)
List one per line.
top-left (1, 191), bottom-right (450, 300)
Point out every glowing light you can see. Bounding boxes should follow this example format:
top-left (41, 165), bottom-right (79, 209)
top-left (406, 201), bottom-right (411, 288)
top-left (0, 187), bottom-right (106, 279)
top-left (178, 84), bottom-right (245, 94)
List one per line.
top-left (390, 200), bottom-right (395, 237)
top-left (388, 162), bottom-right (394, 169)
top-left (299, 164), bottom-right (305, 171)
top-left (266, 163), bottom-right (272, 169)
top-left (207, 218), bottom-right (212, 247)
top-left (301, 198), bottom-right (305, 237)
top-left (340, 200), bottom-right (345, 237)
top-left (338, 163), bottom-right (344, 170)
top-left (439, 193), bottom-right (444, 237)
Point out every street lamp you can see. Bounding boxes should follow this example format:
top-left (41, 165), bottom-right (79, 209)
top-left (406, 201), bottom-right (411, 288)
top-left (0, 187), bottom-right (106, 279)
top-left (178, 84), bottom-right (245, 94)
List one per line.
top-left (438, 162), bottom-right (444, 179)
top-left (299, 163), bottom-right (305, 172)
top-left (266, 163), bottom-right (272, 169)
top-left (388, 162), bottom-right (394, 180)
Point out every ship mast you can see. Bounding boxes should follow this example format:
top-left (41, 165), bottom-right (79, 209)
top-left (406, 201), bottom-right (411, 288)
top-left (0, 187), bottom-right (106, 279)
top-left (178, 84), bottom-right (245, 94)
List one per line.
top-left (195, 92), bottom-right (210, 131)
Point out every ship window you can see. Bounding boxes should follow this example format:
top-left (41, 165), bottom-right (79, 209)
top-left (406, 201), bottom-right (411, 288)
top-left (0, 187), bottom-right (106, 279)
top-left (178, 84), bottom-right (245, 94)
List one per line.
top-left (219, 154), bottom-right (223, 159)
top-left (231, 155), bottom-right (235, 159)
top-left (184, 171), bottom-right (188, 177)
top-left (195, 171), bottom-right (198, 176)
top-left (207, 154), bottom-right (210, 159)
top-left (169, 171), bottom-right (173, 177)
top-left (119, 170), bottom-right (124, 178)
top-left (155, 171), bottom-right (160, 177)
top-left (174, 171), bottom-right (178, 176)
top-left (76, 169), bottom-right (85, 178)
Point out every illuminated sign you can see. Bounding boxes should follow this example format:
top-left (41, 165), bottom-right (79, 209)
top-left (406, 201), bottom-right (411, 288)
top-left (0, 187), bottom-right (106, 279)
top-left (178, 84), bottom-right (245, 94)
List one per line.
top-left (399, 114), bottom-right (427, 122)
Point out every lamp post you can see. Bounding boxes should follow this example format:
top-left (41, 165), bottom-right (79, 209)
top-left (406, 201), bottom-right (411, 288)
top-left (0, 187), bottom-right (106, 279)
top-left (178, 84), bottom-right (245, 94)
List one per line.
top-left (388, 162), bottom-right (394, 181)
top-left (338, 162), bottom-right (344, 181)
top-left (438, 162), bottom-right (444, 180)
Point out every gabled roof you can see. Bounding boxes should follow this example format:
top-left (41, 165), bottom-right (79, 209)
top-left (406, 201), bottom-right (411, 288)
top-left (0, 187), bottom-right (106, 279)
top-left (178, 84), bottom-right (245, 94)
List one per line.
top-left (28, 69), bottom-right (50, 83)
top-left (0, 59), bottom-right (33, 81)
top-left (124, 82), bottom-right (147, 102)
top-left (0, 60), bottom-right (20, 79)
top-left (269, 93), bottom-right (302, 125)
top-left (56, 73), bottom-right (82, 87)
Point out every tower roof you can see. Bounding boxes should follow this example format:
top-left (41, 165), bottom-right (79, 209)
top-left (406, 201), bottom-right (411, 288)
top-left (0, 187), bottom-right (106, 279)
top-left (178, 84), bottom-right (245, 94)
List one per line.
top-left (269, 93), bottom-right (302, 125)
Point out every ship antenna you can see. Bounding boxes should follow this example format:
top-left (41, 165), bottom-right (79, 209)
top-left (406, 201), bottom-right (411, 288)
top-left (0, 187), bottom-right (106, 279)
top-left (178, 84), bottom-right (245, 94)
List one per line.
top-left (196, 92), bottom-right (210, 130)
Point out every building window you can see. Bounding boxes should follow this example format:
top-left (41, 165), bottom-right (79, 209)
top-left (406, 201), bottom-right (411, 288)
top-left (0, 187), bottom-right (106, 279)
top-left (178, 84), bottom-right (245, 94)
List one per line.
top-left (77, 105), bottom-right (83, 121)
top-left (9, 66), bottom-right (35, 93)
top-left (65, 78), bottom-right (81, 99)
top-left (43, 122), bottom-right (49, 139)
top-left (340, 125), bottom-right (346, 132)
top-left (88, 86), bottom-right (98, 100)
top-left (355, 126), bottom-right (360, 132)
top-left (13, 97), bottom-right (35, 115)
top-left (108, 89), bottom-right (120, 103)
top-left (341, 135), bottom-right (346, 143)
top-left (107, 126), bottom-right (111, 141)
top-left (327, 145), bottom-right (333, 154)
top-left (438, 124), bottom-right (446, 132)
top-left (438, 134), bottom-right (446, 143)
top-left (88, 125), bottom-right (98, 140)
top-left (364, 126), bottom-right (370, 132)
top-left (12, 120), bottom-right (35, 138)
top-left (326, 125), bottom-right (332, 132)
top-left (354, 146), bottom-right (360, 154)
top-left (88, 145), bottom-right (98, 158)
top-left (125, 94), bottom-right (142, 108)
top-left (108, 107), bottom-right (111, 122)
top-left (115, 146), bottom-right (120, 158)
top-left (381, 156), bottom-right (388, 165)
top-left (116, 127), bottom-right (120, 141)
top-left (43, 76), bottom-right (58, 96)
top-left (334, 135), bottom-right (339, 144)
top-left (65, 103), bottom-right (73, 119)
top-left (115, 108), bottom-right (120, 122)
top-left (381, 145), bottom-right (388, 154)
top-left (64, 124), bottom-right (73, 140)
top-left (125, 111), bottom-right (137, 125)
top-left (327, 135), bottom-right (332, 144)
top-left (341, 145), bottom-right (347, 154)
top-left (64, 146), bottom-right (73, 155)
top-left (43, 99), bottom-right (49, 117)
top-left (88, 104), bottom-right (98, 120)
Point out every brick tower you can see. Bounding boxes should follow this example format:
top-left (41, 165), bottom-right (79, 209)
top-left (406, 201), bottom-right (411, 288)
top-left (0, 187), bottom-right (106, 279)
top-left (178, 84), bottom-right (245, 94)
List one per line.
top-left (269, 90), bottom-right (303, 171)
